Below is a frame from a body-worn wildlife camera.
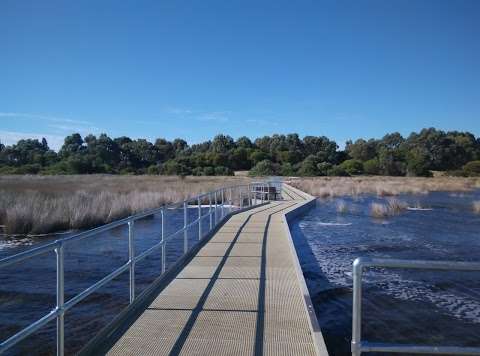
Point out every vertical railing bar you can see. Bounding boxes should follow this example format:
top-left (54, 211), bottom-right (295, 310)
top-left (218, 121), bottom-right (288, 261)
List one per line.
top-left (214, 191), bottom-right (218, 225)
top-left (128, 219), bottom-right (135, 303)
top-left (209, 193), bottom-right (213, 231)
top-left (240, 188), bottom-right (243, 209)
top-left (55, 243), bottom-right (65, 356)
top-left (198, 196), bottom-right (202, 240)
top-left (183, 201), bottom-right (188, 254)
top-left (161, 208), bottom-right (166, 274)
top-left (352, 260), bottom-right (363, 356)
top-left (221, 189), bottom-right (225, 219)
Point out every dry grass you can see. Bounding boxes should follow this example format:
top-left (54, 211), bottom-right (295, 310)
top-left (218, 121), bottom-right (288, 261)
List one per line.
top-left (288, 176), bottom-right (480, 199)
top-left (0, 175), bottom-right (250, 235)
top-left (474, 201), bottom-right (480, 214)
top-left (336, 200), bottom-right (348, 214)
top-left (370, 198), bottom-right (407, 218)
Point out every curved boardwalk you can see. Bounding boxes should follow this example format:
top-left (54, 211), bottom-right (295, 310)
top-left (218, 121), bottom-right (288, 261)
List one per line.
top-left (106, 185), bottom-right (327, 356)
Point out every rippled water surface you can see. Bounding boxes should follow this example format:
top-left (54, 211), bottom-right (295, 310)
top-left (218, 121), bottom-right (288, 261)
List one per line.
top-left (291, 191), bottom-right (480, 356)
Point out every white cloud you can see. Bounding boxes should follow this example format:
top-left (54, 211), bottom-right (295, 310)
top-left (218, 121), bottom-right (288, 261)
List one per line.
top-left (0, 112), bottom-right (92, 126)
top-left (0, 130), bottom-right (65, 151)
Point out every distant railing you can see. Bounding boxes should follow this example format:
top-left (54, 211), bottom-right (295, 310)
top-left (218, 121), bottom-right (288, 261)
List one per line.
top-left (351, 257), bottom-right (480, 356)
top-left (0, 180), bottom-right (282, 356)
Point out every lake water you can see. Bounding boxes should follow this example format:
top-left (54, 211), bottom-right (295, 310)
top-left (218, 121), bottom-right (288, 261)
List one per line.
top-left (0, 206), bottom-right (220, 355)
top-left (290, 191), bottom-right (480, 355)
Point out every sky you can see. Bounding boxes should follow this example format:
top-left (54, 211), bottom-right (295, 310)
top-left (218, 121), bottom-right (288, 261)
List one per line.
top-left (1, 0), bottom-right (479, 150)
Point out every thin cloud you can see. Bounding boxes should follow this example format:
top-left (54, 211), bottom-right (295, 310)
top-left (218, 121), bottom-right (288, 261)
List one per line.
top-left (0, 130), bottom-right (65, 151)
top-left (0, 112), bottom-right (92, 126)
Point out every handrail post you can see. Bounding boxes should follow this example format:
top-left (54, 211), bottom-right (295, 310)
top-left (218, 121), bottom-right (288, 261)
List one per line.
top-left (161, 208), bottom-right (166, 274)
top-left (221, 189), bottom-right (225, 219)
top-left (183, 201), bottom-right (188, 254)
top-left (128, 220), bottom-right (135, 303)
top-left (352, 258), bottom-right (363, 356)
top-left (209, 193), bottom-right (213, 231)
top-left (214, 191), bottom-right (217, 224)
top-left (55, 243), bottom-right (65, 356)
top-left (248, 184), bottom-right (252, 206)
top-left (198, 197), bottom-right (202, 240)
top-left (240, 188), bottom-right (243, 209)
top-left (267, 182), bottom-right (271, 201)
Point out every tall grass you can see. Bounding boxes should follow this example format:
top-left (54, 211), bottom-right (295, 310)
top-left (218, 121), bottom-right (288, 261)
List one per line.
top-left (0, 175), bottom-right (249, 235)
top-left (288, 177), bottom-right (480, 199)
top-left (370, 198), bottom-right (407, 218)
top-left (474, 201), bottom-right (480, 214)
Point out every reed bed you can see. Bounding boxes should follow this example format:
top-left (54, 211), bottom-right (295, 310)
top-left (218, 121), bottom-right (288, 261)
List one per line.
top-left (288, 176), bottom-right (480, 199)
top-left (0, 175), bottom-right (249, 235)
top-left (370, 198), bottom-right (408, 218)
top-left (336, 200), bottom-right (348, 214)
top-left (474, 201), bottom-right (480, 214)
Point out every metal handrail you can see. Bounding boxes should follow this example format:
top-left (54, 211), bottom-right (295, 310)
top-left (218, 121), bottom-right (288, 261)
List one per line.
top-left (352, 257), bottom-right (480, 356)
top-left (0, 180), bottom-right (281, 355)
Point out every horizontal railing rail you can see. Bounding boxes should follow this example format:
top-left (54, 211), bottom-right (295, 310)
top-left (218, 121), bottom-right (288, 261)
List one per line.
top-left (352, 257), bottom-right (480, 356)
top-left (0, 180), bottom-right (282, 356)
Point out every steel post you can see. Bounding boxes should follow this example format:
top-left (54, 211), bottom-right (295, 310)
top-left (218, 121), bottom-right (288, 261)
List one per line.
top-left (55, 244), bottom-right (64, 356)
top-left (198, 197), bottom-right (202, 240)
top-left (183, 202), bottom-right (187, 254)
top-left (209, 193), bottom-right (213, 230)
top-left (128, 220), bottom-right (135, 303)
top-left (352, 258), bottom-right (363, 356)
top-left (161, 208), bottom-right (166, 274)
top-left (221, 189), bottom-right (224, 219)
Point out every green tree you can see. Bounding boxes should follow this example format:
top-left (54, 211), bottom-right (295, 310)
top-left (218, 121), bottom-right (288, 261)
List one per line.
top-left (249, 160), bottom-right (280, 176)
top-left (340, 159), bottom-right (364, 175)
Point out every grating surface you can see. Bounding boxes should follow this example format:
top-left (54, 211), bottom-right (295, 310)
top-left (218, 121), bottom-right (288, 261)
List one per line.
top-left (107, 189), bottom-right (323, 356)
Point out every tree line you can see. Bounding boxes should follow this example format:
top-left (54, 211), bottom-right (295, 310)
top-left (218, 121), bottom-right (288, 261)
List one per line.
top-left (0, 128), bottom-right (479, 177)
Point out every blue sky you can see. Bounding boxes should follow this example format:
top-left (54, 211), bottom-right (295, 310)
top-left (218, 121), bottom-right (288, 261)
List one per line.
top-left (1, 0), bottom-right (479, 150)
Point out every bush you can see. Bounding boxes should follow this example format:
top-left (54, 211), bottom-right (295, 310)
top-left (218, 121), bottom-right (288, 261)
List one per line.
top-left (463, 161), bottom-right (480, 176)
top-left (203, 166), bottom-right (215, 176)
top-left (214, 166), bottom-right (233, 176)
top-left (280, 163), bottom-right (296, 176)
top-left (316, 162), bottom-right (332, 176)
top-left (298, 155), bottom-right (320, 176)
top-left (363, 159), bottom-right (380, 175)
top-left (249, 160), bottom-right (280, 176)
top-left (147, 164), bottom-right (162, 175)
top-left (339, 159), bottom-right (363, 175)
top-left (327, 165), bottom-right (349, 176)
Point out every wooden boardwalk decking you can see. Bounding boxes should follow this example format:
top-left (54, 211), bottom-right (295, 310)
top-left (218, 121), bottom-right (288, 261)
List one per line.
top-left (105, 185), bottom-right (327, 356)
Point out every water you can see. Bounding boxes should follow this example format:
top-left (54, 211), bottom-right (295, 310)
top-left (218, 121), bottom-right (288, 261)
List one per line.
top-left (290, 191), bottom-right (480, 355)
top-left (0, 206), bottom-right (220, 355)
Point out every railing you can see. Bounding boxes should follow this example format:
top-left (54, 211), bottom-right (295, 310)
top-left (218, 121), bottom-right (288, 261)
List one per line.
top-left (352, 257), bottom-right (480, 356)
top-left (0, 181), bottom-right (280, 356)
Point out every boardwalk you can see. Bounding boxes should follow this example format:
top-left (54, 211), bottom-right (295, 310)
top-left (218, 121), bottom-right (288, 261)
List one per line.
top-left (105, 185), bottom-right (327, 356)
